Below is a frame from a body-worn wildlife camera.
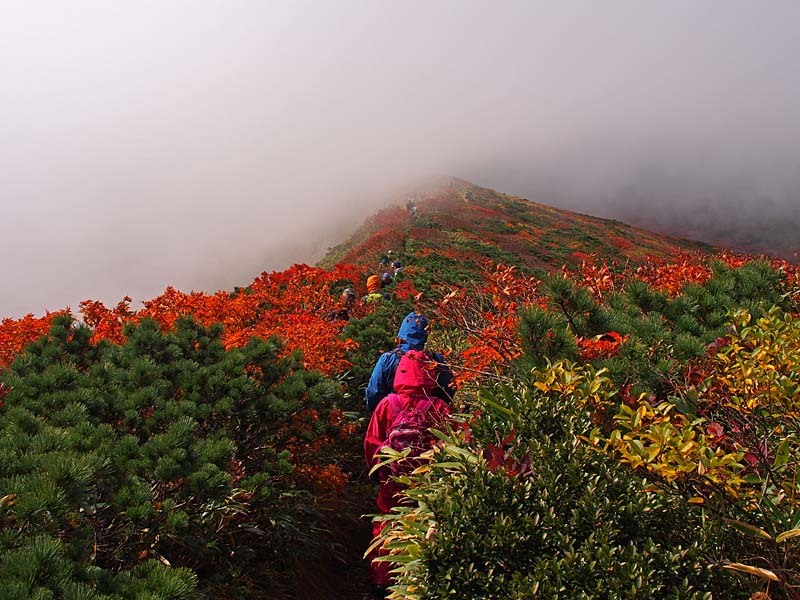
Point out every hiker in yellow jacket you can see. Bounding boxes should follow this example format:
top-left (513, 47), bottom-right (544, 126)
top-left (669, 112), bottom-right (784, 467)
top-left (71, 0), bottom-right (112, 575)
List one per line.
top-left (362, 275), bottom-right (384, 304)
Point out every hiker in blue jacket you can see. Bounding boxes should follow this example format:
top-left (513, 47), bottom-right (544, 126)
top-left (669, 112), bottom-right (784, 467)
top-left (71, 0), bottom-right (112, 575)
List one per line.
top-left (365, 311), bottom-right (455, 411)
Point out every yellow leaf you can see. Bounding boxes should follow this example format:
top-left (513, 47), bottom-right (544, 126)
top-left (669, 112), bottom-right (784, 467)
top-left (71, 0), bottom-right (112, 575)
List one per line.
top-left (722, 563), bottom-right (779, 582)
top-left (656, 466), bottom-right (678, 480)
top-left (645, 445), bottom-right (661, 461)
top-left (725, 519), bottom-right (772, 540)
top-left (776, 529), bottom-right (800, 543)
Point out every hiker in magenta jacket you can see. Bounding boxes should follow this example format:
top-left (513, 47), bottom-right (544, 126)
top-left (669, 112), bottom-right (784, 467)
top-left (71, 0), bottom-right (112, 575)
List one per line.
top-left (364, 350), bottom-right (451, 591)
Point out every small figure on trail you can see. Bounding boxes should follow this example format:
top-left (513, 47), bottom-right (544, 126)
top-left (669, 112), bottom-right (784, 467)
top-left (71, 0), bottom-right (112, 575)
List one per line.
top-left (327, 287), bottom-right (357, 321)
top-left (364, 350), bottom-right (452, 595)
top-left (406, 197), bottom-right (418, 219)
top-left (362, 275), bottom-right (384, 304)
top-left (391, 261), bottom-right (403, 277)
top-left (381, 272), bottom-right (393, 287)
top-left (365, 312), bottom-right (455, 411)
top-left (379, 255), bottom-right (389, 268)
top-left (464, 188), bottom-right (474, 203)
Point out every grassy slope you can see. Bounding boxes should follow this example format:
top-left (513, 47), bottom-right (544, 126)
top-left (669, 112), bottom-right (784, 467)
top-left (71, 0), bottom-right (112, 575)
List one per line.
top-left (319, 181), bottom-right (714, 278)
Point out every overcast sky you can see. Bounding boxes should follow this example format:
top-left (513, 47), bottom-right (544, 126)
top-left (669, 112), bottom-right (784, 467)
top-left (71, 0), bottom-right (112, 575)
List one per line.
top-left (3, 1), bottom-right (800, 318)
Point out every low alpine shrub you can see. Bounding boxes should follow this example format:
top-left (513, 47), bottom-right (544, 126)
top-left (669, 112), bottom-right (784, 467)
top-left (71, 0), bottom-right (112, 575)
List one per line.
top-left (374, 382), bottom-right (744, 599)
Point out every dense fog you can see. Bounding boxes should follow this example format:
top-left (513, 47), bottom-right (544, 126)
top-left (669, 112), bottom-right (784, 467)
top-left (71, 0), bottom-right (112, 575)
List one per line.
top-left (3, 1), bottom-right (799, 317)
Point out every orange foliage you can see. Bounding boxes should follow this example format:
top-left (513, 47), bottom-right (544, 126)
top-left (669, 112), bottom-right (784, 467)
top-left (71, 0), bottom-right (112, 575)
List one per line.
top-left (715, 251), bottom-right (752, 269)
top-left (282, 407), bottom-right (355, 495)
top-left (635, 251), bottom-right (767, 297)
top-left (80, 296), bottom-right (135, 344)
top-left (69, 263), bottom-right (364, 375)
top-left (562, 254), bottom-right (620, 301)
top-left (577, 332), bottom-right (626, 362)
top-left (393, 278), bottom-right (419, 301)
top-left (570, 250), bottom-right (594, 262)
top-left (435, 264), bottom-right (542, 383)
top-left (294, 463), bottom-right (349, 495)
top-left (220, 266), bottom-right (357, 372)
top-left (771, 256), bottom-right (800, 299)
top-left (0, 310), bottom-right (70, 367)
top-left (340, 223), bottom-right (405, 266)
top-left (609, 236), bottom-right (634, 250)
top-left (635, 253), bottom-right (712, 296)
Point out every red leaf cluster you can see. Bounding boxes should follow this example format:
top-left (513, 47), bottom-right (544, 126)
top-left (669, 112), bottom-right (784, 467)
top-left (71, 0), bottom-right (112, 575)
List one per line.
top-left (635, 253), bottom-right (712, 296)
top-left (434, 264), bottom-right (542, 383)
top-left (0, 310), bottom-right (70, 367)
top-left (18, 263), bottom-right (365, 375)
top-left (481, 430), bottom-right (534, 478)
top-left (392, 278), bottom-right (419, 301)
top-left (562, 254), bottom-right (620, 301)
top-left (577, 332), bottom-right (626, 362)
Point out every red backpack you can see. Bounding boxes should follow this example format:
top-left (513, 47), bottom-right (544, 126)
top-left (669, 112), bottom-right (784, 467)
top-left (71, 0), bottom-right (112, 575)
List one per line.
top-left (383, 395), bottom-right (438, 476)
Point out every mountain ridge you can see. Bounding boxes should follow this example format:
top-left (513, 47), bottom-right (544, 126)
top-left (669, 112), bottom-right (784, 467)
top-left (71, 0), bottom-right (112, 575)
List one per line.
top-left (320, 180), bottom-right (715, 280)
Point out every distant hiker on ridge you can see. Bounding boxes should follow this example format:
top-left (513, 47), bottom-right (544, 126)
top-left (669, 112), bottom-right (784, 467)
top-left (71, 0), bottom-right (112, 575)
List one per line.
top-left (362, 275), bottom-right (384, 304)
top-left (327, 287), bottom-right (357, 321)
top-left (365, 312), bottom-right (455, 411)
top-left (406, 197), bottom-right (418, 219)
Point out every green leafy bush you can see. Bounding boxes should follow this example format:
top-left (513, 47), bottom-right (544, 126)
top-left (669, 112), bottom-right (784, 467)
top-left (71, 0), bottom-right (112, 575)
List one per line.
top-left (374, 382), bottom-right (743, 599)
top-left (590, 307), bottom-right (800, 597)
top-left (523, 260), bottom-right (794, 395)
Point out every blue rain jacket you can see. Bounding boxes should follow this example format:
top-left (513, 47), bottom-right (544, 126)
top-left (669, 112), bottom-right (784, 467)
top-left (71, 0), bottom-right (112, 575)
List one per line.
top-left (365, 312), bottom-right (454, 411)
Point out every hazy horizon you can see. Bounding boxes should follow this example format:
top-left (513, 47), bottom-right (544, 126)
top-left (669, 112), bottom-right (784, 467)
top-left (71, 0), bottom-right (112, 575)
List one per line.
top-left (3, 1), bottom-right (800, 318)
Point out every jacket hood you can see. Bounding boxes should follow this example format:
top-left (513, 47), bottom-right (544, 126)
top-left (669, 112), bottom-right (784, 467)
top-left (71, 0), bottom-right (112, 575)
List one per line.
top-left (393, 349), bottom-right (437, 397)
top-left (397, 312), bottom-right (428, 351)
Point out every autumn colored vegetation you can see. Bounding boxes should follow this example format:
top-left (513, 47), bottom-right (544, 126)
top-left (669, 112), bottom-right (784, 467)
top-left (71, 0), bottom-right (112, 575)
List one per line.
top-left (2, 182), bottom-right (799, 598)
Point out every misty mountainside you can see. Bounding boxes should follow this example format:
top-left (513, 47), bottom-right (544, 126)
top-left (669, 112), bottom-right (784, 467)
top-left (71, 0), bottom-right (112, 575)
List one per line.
top-left (615, 195), bottom-right (800, 262)
top-left (2, 178), bottom-right (799, 600)
top-left (320, 179), bottom-right (714, 279)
